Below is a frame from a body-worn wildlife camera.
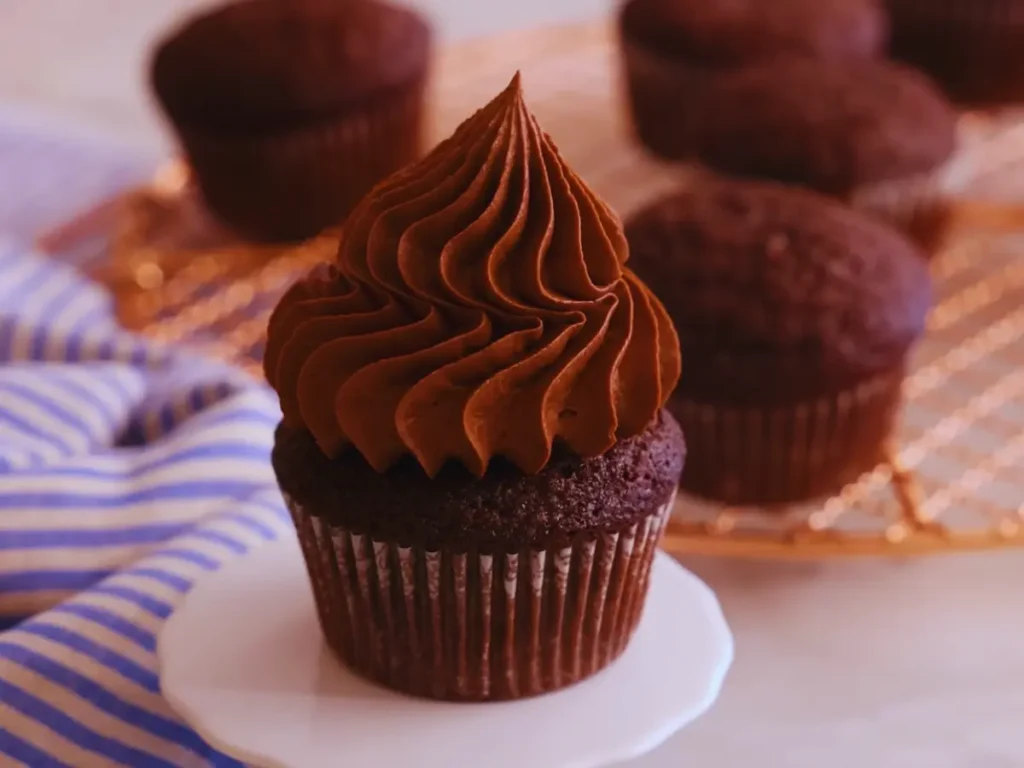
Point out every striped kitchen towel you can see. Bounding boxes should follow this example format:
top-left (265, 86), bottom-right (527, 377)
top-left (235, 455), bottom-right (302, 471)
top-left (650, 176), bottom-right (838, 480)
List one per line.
top-left (0, 240), bottom-right (292, 767)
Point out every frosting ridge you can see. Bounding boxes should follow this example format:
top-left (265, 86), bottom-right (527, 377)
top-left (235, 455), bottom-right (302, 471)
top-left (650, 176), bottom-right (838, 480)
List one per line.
top-left (265, 73), bottom-right (680, 476)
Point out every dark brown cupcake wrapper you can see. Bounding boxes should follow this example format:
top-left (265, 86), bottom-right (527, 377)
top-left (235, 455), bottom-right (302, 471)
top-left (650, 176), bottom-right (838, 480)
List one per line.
top-left (289, 493), bottom-right (675, 701)
top-left (848, 160), bottom-right (967, 254)
top-left (176, 78), bottom-right (426, 242)
top-left (619, 34), bottom-right (715, 160)
top-left (673, 370), bottom-right (905, 506)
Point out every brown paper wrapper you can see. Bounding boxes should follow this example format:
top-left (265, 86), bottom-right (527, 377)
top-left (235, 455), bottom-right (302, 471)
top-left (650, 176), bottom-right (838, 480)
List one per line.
top-left (175, 78), bottom-right (426, 243)
top-left (672, 371), bottom-right (905, 506)
top-left (619, 34), bottom-right (711, 160)
top-left (848, 167), bottom-right (958, 255)
top-left (289, 493), bottom-right (675, 701)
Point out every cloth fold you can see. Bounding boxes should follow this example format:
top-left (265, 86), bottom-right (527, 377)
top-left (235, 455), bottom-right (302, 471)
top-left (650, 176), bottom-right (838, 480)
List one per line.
top-left (0, 241), bottom-right (289, 766)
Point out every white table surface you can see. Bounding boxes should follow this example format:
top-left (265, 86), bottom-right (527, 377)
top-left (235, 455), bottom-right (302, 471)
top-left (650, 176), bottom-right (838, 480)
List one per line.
top-left (2, 2), bottom-right (1023, 766)
top-left (641, 552), bottom-right (1024, 768)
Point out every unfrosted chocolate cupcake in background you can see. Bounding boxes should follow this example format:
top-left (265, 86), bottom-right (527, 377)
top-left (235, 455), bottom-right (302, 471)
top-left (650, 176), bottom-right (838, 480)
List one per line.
top-left (686, 58), bottom-right (960, 252)
top-left (151, 0), bottom-right (430, 243)
top-left (618, 0), bottom-right (887, 159)
top-left (886, 0), bottom-right (1024, 107)
top-left (266, 76), bottom-right (685, 701)
top-left (625, 179), bottom-right (931, 506)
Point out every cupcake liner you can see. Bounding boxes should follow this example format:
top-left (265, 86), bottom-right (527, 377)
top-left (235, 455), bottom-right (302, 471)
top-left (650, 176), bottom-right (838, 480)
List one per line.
top-left (848, 157), bottom-right (968, 254)
top-left (672, 370), bottom-right (905, 506)
top-left (289, 493), bottom-right (676, 701)
top-left (176, 78), bottom-right (426, 243)
top-left (619, 34), bottom-right (713, 160)
top-left (888, 0), bottom-right (1024, 106)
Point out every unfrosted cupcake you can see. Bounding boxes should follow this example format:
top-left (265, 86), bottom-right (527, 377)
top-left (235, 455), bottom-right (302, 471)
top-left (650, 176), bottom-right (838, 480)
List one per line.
top-left (625, 179), bottom-right (930, 506)
top-left (886, 0), bottom-right (1024, 106)
top-left (618, 0), bottom-right (887, 159)
top-left (686, 58), bottom-right (960, 252)
top-left (151, 0), bottom-right (430, 242)
top-left (266, 75), bottom-right (685, 701)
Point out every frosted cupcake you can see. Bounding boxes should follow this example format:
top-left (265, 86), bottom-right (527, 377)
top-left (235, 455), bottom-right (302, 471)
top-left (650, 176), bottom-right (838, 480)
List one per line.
top-left (626, 179), bottom-right (931, 505)
top-left (265, 75), bottom-right (685, 701)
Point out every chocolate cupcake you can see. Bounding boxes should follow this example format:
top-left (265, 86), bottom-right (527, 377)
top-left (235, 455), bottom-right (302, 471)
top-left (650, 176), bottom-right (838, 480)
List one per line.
top-left (618, 0), bottom-right (887, 159)
top-left (151, 0), bottom-right (430, 242)
top-left (886, 0), bottom-right (1024, 106)
top-left (625, 179), bottom-right (931, 506)
top-left (265, 75), bottom-right (685, 701)
top-left (687, 58), bottom-right (960, 252)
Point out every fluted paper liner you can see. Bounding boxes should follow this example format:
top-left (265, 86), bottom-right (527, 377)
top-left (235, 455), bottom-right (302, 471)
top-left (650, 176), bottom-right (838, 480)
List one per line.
top-left (177, 78), bottom-right (426, 243)
top-left (849, 163), bottom-right (962, 255)
top-left (673, 370), bottom-right (905, 506)
top-left (290, 495), bottom-right (675, 701)
top-left (620, 34), bottom-right (710, 160)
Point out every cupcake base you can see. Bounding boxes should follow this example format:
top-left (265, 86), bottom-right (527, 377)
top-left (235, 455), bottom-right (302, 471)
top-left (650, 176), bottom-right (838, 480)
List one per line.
top-left (672, 372), bottom-right (904, 507)
top-left (289, 495), bottom-right (675, 702)
top-left (620, 37), bottom-right (709, 160)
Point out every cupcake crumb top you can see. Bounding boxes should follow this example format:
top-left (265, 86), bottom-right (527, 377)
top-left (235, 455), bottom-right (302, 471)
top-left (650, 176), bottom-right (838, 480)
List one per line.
top-left (625, 179), bottom-right (932, 402)
top-left (619, 0), bottom-right (887, 66)
top-left (690, 58), bottom-right (958, 194)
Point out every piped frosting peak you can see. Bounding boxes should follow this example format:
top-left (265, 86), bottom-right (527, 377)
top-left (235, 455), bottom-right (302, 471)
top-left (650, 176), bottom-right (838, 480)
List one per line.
top-left (264, 74), bottom-right (680, 476)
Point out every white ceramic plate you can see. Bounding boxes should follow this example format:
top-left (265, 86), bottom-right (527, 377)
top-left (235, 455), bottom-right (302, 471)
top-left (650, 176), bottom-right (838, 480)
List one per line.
top-left (159, 536), bottom-right (733, 768)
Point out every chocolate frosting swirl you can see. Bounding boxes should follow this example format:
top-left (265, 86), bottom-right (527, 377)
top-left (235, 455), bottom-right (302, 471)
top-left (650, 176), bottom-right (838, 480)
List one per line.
top-left (264, 74), bottom-right (680, 476)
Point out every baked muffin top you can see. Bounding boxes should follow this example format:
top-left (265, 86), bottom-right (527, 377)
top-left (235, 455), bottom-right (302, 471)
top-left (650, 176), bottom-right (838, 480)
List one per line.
top-left (619, 0), bottom-right (886, 66)
top-left (273, 410), bottom-right (684, 549)
top-left (625, 179), bottom-right (932, 403)
top-left (689, 58), bottom-right (957, 194)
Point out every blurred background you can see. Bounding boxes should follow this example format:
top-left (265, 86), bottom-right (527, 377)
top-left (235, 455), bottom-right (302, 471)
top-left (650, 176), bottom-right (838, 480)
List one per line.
top-left (0, 0), bottom-right (606, 153)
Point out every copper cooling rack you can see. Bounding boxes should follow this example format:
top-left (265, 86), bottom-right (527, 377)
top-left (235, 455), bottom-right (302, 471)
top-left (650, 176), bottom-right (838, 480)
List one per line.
top-left (39, 22), bottom-right (1024, 559)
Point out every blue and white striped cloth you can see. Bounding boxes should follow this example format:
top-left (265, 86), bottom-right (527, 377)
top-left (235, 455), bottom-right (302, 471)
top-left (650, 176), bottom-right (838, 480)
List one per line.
top-left (0, 241), bottom-right (291, 766)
